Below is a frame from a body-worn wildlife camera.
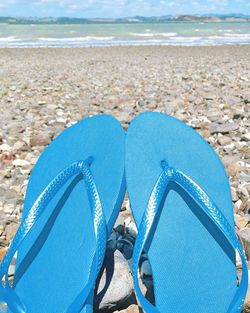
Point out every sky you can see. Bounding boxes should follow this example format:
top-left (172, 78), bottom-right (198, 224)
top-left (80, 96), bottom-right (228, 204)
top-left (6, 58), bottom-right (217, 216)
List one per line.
top-left (0, 0), bottom-right (249, 18)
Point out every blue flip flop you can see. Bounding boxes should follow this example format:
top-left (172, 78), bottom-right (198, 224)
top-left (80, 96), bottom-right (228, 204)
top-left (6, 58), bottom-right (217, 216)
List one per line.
top-left (125, 112), bottom-right (248, 313)
top-left (0, 114), bottom-right (126, 313)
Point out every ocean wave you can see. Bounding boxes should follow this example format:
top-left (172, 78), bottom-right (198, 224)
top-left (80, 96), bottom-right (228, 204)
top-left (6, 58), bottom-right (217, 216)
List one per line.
top-left (207, 36), bottom-right (225, 40)
top-left (161, 32), bottom-right (178, 37)
top-left (0, 34), bottom-right (250, 48)
top-left (129, 32), bottom-right (177, 37)
top-left (208, 34), bottom-right (250, 39)
top-left (129, 32), bottom-right (155, 37)
top-left (0, 36), bottom-right (20, 42)
top-left (38, 36), bottom-right (114, 42)
top-left (223, 33), bottom-right (250, 38)
top-left (170, 36), bottom-right (202, 41)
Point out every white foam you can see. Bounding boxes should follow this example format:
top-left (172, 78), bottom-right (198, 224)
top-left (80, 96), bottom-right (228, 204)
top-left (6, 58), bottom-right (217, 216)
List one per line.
top-left (161, 32), bottom-right (178, 37)
top-left (129, 32), bottom-right (177, 37)
top-left (0, 36), bottom-right (20, 42)
top-left (170, 36), bottom-right (202, 41)
top-left (208, 36), bottom-right (224, 39)
top-left (1, 32), bottom-right (250, 48)
top-left (129, 32), bottom-right (155, 37)
top-left (38, 36), bottom-right (114, 42)
top-left (223, 33), bottom-right (250, 38)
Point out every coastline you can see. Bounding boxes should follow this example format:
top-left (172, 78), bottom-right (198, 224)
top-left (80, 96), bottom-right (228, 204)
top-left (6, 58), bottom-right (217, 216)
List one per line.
top-left (1, 40), bottom-right (250, 48)
top-left (1, 43), bottom-right (250, 48)
top-left (1, 43), bottom-right (250, 50)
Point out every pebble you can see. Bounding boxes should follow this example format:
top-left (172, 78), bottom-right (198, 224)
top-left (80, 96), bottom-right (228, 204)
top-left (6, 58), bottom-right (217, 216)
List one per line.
top-left (218, 135), bottom-right (232, 146)
top-left (141, 259), bottom-right (152, 277)
top-left (226, 163), bottom-right (239, 178)
top-left (209, 122), bottom-right (239, 134)
top-left (240, 200), bottom-right (250, 214)
top-left (30, 135), bottom-right (51, 147)
top-left (0, 144), bottom-right (11, 152)
top-left (38, 101), bottom-right (47, 105)
top-left (12, 141), bottom-right (27, 152)
top-left (124, 217), bottom-right (138, 238)
top-left (235, 215), bottom-right (250, 229)
top-left (239, 228), bottom-right (250, 259)
top-left (12, 159), bottom-right (30, 168)
top-left (231, 187), bottom-right (238, 202)
top-left (242, 133), bottom-right (250, 142)
top-left (235, 199), bottom-right (243, 212)
top-left (95, 249), bottom-right (134, 311)
top-left (0, 248), bottom-right (7, 262)
top-left (5, 222), bottom-right (19, 242)
top-left (114, 305), bottom-right (140, 313)
top-left (238, 185), bottom-right (250, 201)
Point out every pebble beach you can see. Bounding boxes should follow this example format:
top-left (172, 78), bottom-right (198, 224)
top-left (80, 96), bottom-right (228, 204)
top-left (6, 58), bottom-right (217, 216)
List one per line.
top-left (0, 45), bottom-right (249, 312)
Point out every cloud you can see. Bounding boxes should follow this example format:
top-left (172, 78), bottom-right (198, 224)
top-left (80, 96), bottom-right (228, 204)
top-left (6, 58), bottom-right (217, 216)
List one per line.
top-left (0, 0), bottom-right (18, 6)
top-left (0, 0), bottom-right (249, 17)
top-left (31, 0), bottom-right (130, 11)
top-left (166, 2), bottom-right (175, 7)
top-left (208, 0), bottom-right (229, 6)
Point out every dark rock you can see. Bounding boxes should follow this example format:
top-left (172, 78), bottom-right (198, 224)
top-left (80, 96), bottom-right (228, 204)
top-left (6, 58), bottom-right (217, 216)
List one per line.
top-left (95, 249), bottom-right (134, 312)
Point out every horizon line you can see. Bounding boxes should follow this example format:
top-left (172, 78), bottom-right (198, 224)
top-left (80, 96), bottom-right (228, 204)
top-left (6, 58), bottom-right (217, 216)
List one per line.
top-left (1, 13), bottom-right (250, 19)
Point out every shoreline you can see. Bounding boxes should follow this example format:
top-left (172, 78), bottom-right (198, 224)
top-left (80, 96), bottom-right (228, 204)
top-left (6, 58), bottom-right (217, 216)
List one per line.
top-left (1, 43), bottom-right (250, 49)
top-left (1, 45), bottom-right (250, 59)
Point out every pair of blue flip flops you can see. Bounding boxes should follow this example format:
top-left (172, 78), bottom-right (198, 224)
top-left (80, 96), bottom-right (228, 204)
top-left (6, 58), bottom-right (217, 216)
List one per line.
top-left (0, 112), bottom-right (248, 313)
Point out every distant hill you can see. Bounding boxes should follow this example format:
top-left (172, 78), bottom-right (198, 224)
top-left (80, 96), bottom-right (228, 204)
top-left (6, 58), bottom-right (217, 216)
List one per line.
top-left (0, 14), bottom-right (249, 24)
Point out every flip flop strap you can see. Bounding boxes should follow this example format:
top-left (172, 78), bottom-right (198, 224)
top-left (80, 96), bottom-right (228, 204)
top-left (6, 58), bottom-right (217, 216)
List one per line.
top-left (132, 161), bottom-right (248, 313)
top-left (0, 158), bottom-right (107, 313)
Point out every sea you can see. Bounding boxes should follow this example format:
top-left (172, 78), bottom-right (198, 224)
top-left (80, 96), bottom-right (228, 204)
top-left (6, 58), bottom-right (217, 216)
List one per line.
top-left (0, 22), bottom-right (250, 47)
